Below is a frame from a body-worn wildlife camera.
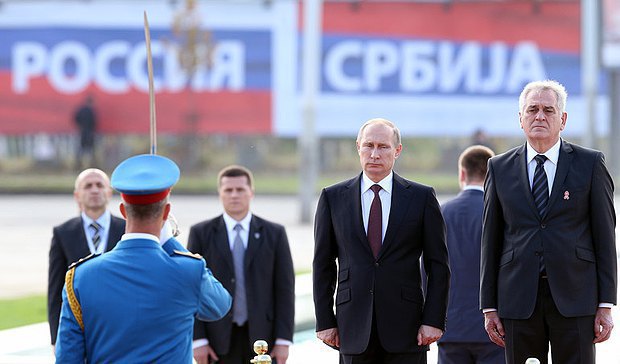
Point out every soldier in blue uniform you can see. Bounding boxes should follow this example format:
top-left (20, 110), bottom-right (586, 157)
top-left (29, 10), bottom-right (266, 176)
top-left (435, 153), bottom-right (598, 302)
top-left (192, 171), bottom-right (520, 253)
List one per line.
top-left (55, 154), bottom-right (232, 363)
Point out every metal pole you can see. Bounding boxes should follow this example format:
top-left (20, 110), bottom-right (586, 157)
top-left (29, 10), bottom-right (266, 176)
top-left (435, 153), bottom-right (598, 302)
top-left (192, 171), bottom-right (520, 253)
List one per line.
top-left (581, 0), bottom-right (599, 148)
top-left (299, 0), bottom-right (322, 223)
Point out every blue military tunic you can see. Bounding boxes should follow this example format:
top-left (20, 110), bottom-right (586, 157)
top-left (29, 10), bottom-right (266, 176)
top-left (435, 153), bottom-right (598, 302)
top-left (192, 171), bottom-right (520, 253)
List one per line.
top-left (55, 235), bottom-right (232, 363)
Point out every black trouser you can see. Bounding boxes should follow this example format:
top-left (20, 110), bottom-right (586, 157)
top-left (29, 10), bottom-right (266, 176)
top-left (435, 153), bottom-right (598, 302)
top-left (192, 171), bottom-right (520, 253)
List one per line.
top-left (503, 277), bottom-right (595, 364)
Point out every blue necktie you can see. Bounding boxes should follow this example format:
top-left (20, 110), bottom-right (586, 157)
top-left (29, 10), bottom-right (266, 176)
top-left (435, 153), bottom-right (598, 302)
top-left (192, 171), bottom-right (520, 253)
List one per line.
top-left (232, 224), bottom-right (247, 325)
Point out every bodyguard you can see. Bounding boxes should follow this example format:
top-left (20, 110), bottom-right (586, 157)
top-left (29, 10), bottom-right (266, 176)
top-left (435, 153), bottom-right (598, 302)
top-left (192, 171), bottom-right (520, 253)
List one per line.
top-left (55, 154), bottom-right (232, 362)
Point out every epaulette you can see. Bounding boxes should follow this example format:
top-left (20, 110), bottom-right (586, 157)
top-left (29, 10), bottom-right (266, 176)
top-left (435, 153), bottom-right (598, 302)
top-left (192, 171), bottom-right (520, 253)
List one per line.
top-left (68, 253), bottom-right (100, 269)
top-left (173, 250), bottom-right (203, 260)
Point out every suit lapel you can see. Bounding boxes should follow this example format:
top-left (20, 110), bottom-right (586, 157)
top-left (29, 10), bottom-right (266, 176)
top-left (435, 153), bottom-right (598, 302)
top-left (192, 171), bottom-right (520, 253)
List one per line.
top-left (515, 144), bottom-right (541, 219)
top-left (345, 174), bottom-right (374, 256)
top-left (380, 173), bottom-right (412, 258)
top-left (546, 140), bottom-right (573, 216)
top-left (245, 216), bottom-right (262, 270)
top-left (213, 216), bottom-right (235, 274)
top-left (74, 218), bottom-right (91, 259)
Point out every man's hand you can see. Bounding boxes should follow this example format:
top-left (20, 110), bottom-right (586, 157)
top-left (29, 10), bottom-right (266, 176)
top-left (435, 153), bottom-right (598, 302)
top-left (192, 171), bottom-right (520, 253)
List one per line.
top-left (317, 327), bottom-right (340, 349)
top-left (193, 344), bottom-right (218, 364)
top-left (270, 344), bottom-right (289, 364)
top-left (416, 324), bottom-right (443, 346)
top-left (593, 307), bottom-right (614, 344)
top-left (484, 311), bottom-right (506, 347)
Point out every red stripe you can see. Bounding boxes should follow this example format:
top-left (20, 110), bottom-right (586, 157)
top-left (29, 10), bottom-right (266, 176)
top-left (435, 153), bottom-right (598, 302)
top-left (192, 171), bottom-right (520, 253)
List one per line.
top-left (121, 189), bottom-right (170, 205)
top-left (316, 2), bottom-right (580, 52)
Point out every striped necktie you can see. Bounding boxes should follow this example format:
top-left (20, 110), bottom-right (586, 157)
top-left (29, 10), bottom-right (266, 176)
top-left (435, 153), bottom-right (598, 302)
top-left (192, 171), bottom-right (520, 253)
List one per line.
top-left (90, 222), bottom-right (102, 252)
top-left (532, 154), bottom-right (549, 217)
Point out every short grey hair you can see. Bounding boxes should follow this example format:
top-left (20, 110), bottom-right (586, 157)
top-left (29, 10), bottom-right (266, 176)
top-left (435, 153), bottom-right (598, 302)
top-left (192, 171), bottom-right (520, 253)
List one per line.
top-left (519, 80), bottom-right (568, 114)
top-left (356, 118), bottom-right (401, 147)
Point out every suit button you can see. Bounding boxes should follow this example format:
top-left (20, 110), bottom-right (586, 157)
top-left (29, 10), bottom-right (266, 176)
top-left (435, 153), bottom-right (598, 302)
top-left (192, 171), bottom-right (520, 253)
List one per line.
top-left (541, 224), bottom-right (546, 229)
top-left (370, 290), bottom-right (374, 295)
top-left (375, 262), bottom-right (379, 267)
top-left (231, 278), bottom-right (235, 283)
top-left (535, 251), bottom-right (541, 256)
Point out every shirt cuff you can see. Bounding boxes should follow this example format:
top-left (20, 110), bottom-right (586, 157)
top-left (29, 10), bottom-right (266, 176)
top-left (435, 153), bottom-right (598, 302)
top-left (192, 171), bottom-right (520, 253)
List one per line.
top-left (192, 338), bottom-right (209, 349)
top-left (482, 308), bottom-right (497, 313)
top-left (275, 338), bottom-right (293, 346)
top-left (599, 303), bottom-right (614, 308)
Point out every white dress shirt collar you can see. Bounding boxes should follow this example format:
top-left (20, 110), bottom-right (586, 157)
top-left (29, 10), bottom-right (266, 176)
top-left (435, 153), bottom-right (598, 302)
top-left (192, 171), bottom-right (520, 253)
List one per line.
top-left (526, 138), bottom-right (561, 166)
top-left (361, 171), bottom-right (393, 195)
top-left (120, 233), bottom-right (159, 243)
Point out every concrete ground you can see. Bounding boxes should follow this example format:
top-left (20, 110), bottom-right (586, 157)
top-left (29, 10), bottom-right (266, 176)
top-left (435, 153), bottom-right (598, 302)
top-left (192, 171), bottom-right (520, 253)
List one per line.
top-left (0, 194), bottom-right (618, 363)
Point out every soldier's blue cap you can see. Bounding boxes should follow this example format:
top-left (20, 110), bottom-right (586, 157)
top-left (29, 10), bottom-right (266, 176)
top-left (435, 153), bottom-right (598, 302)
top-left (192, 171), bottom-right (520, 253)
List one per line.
top-left (111, 154), bottom-right (180, 204)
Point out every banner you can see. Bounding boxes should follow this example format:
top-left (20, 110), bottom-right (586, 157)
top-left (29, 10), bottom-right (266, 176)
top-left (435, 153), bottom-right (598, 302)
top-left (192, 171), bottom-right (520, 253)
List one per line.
top-left (0, 1), bottom-right (608, 137)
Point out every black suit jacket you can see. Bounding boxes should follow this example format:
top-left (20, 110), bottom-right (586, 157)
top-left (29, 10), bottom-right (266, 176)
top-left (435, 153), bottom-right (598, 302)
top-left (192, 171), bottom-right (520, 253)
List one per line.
top-left (313, 172), bottom-right (450, 355)
top-left (187, 214), bottom-right (295, 355)
top-left (481, 141), bottom-right (617, 319)
top-left (439, 189), bottom-right (490, 343)
top-left (47, 214), bottom-right (125, 344)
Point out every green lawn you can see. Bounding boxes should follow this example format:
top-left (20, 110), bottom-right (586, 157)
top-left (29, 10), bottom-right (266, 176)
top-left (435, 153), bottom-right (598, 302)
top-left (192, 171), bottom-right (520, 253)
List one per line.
top-left (0, 295), bottom-right (47, 330)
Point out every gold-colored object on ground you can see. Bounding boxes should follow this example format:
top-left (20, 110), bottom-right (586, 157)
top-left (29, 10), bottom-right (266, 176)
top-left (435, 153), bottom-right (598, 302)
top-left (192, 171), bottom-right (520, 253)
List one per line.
top-left (250, 340), bottom-right (272, 364)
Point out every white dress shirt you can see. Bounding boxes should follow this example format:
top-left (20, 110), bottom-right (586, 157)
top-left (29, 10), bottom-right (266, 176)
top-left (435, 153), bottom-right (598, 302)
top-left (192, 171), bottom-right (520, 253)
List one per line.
top-left (360, 172), bottom-right (393, 243)
top-left (81, 210), bottom-right (112, 254)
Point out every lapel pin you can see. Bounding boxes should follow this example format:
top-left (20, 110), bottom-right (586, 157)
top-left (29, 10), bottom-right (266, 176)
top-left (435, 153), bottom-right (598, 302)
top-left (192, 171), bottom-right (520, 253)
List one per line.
top-left (564, 191), bottom-right (570, 200)
top-left (254, 232), bottom-right (260, 239)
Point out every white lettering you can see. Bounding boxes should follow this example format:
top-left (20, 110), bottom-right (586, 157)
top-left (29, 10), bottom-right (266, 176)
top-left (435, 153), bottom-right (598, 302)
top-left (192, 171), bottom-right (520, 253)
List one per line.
top-left (12, 42), bottom-right (47, 94)
top-left (94, 41), bottom-right (131, 93)
top-left (506, 42), bottom-right (545, 92)
top-left (324, 39), bottom-right (546, 94)
top-left (400, 41), bottom-right (435, 92)
top-left (48, 41), bottom-right (91, 94)
top-left (364, 41), bottom-right (398, 91)
top-left (324, 40), bottom-right (362, 92)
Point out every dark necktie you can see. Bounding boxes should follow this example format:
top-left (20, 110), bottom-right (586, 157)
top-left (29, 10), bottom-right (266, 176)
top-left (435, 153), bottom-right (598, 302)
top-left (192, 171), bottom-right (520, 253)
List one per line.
top-left (532, 154), bottom-right (549, 217)
top-left (90, 222), bottom-right (102, 251)
top-left (232, 224), bottom-right (247, 325)
top-left (532, 154), bottom-right (549, 274)
top-left (367, 184), bottom-right (382, 258)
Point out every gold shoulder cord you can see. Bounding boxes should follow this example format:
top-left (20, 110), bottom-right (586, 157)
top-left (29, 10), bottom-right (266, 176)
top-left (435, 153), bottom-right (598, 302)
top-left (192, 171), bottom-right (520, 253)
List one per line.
top-left (65, 267), bottom-right (84, 331)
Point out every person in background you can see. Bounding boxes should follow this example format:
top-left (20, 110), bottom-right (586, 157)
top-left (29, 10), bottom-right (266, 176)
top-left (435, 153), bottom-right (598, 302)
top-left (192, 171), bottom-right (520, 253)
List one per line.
top-left (437, 145), bottom-right (504, 364)
top-left (47, 168), bottom-right (125, 349)
top-left (188, 165), bottom-right (295, 364)
top-left (74, 95), bottom-right (98, 170)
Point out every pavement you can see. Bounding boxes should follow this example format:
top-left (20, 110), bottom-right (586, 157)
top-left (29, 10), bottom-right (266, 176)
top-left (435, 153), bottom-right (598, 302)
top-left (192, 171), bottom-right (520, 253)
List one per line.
top-left (0, 194), bottom-right (618, 363)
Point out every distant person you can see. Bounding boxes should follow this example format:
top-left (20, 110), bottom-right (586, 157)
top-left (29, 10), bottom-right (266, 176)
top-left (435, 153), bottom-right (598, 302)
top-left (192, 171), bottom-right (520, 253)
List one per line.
top-left (47, 168), bottom-right (125, 348)
top-left (188, 165), bottom-right (295, 364)
top-left (437, 145), bottom-right (504, 364)
top-left (55, 154), bottom-right (232, 362)
top-left (481, 80), bottom-right (617, 363)
top-left (74, 95), bottom-right (97, 170)
top-left (313, 118), bottom-right (450, 364)
top-left (471, 128), bottom-right (494, 150)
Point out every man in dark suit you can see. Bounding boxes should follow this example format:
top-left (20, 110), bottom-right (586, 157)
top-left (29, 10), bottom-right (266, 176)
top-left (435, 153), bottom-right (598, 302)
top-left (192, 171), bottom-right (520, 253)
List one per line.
top-left (438, 145), bottom-right (504, 364)
top-left (188, 165), bottom-right (295, 364)
top-left (481, 80), bottom-right (617, 364)
top-left (47, 168), bottom-right (125, 347)
top-left (313, 118), bottom-right (450, 364)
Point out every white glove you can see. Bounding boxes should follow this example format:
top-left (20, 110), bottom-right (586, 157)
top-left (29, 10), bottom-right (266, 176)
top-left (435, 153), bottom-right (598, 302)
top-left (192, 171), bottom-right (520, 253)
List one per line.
top-left (159, 219), bottom-right (174, 245)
